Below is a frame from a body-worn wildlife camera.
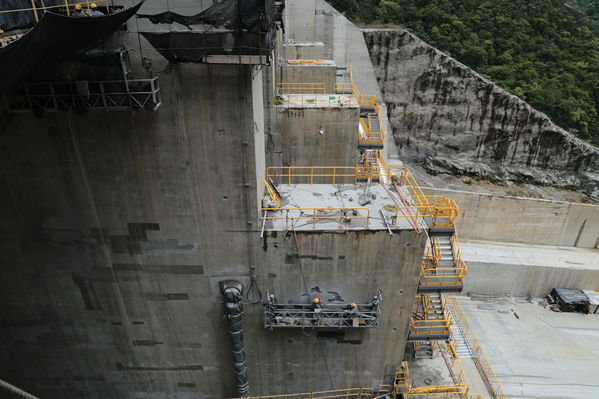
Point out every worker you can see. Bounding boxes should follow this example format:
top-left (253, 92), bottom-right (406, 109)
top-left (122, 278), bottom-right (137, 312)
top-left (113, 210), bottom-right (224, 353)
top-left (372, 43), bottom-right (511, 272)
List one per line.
top-left (89, 3), bottom-right (105, 17)
top-left (71, 4), bottom-right (85, 17)
top-left (312, 296), bottom-right (322, 313)
top-left (345, 302), bottom-right (358, 318)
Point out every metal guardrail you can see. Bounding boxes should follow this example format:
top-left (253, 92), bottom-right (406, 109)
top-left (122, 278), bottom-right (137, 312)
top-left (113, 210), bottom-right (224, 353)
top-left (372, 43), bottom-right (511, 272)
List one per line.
top-left (260, 207), bottom-right (371, 231)
top-left (446, 296), bottom-right (509, 399)
top-left (275, 83), bottom-right (327, 94)
top-left (260, 166), bottom-right (459, 231)
top-left (238, 388), bottom-right (384, 399)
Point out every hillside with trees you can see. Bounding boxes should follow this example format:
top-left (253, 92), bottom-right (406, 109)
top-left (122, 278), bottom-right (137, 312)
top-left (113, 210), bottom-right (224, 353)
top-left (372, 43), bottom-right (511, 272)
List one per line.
top-left (329, 0), bottom-right (599, 145)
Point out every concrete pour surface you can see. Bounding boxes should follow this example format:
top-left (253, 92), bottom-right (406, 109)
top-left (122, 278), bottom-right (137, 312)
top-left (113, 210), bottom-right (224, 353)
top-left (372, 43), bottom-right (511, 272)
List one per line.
top-left (457, 295), bottom-right (599, 399)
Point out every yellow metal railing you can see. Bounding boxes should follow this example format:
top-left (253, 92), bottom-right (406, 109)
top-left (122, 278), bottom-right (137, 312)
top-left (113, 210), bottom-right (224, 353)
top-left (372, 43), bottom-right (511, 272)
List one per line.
top-left (273, 94), bottom-right (357, 108)
top-left (238, 388), bottom-right (384, 399)
top-left (260, 207), bottom-right (371, 231)
top-left (0, 0), bottom-right (110, 22)
top-left (333, 66), bottom-right (359, 95)
top-left (409, 318), bottom-right (452, 336)
top-left (287, 60), bottom-right (326, 65)
top-left (446, 296), bottom-right (509, 399)
top-left (261, 166), bottom-right (459, 230)
top-left (420, 236), bottom-right (467, 287)
top-left (264, 179), bottom-right (281, 207)
top-left (275, 83), bottom-right (327, 94)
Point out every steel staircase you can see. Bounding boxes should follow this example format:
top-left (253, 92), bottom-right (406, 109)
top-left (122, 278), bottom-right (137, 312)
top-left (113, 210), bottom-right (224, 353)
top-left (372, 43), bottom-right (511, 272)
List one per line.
top-left (335, 66), bottom-right (353, 94)
top-left (418, 231), bottom-right (465, 293)
top-left (408, 292), bottom-right (451, 342)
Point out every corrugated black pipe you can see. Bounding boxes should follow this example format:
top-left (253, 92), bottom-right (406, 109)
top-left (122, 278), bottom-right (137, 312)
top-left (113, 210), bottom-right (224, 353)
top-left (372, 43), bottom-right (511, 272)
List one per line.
top-left (221, 281), bottom-right (249, 397)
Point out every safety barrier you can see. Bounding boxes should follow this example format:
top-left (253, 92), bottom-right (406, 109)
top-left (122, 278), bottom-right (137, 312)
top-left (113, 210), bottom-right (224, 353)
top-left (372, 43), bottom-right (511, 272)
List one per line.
top-left (261, 166), bottom-right (459, 230)
top-left (446, 296), bottom-right (509, 399)
top-left (358, 103), bottom-right (386, 146)
top-left (409, 318), bottom-right (452, 336)
top-left (238, 388), bottom-right (385, 399)
top-left (273, 94), bottom-right (358, 108)
top-left (260, 207), bottom-right (371, 231)
top-left (420, 237), bottom-right (468, 288)
top-left (275, 83), bottom-right (327, 94)
top-left (0, 0), bottom-right (111, 21)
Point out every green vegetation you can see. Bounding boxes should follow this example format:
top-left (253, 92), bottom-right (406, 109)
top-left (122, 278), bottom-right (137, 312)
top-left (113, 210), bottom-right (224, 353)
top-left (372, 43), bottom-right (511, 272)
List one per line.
top-left (329, 0), bottom-right (599, 145)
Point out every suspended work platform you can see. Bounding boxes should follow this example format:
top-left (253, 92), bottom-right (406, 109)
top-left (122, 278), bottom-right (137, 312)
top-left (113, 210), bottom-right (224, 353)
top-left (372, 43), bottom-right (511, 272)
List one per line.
top-left (5, 78), bottom-right (161, 112)
top-left (263, 294), bottom-right (382, 329)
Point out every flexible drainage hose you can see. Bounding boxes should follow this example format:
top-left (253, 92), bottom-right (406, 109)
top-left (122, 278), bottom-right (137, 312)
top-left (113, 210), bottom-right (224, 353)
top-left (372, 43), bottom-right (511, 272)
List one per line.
top-left (222, 281), bottom-right (249, 397)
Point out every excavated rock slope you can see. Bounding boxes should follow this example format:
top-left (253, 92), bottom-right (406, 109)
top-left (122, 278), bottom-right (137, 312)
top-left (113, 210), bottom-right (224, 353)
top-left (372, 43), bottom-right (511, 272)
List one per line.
top-left (364, 28), bottom-right (599, 200)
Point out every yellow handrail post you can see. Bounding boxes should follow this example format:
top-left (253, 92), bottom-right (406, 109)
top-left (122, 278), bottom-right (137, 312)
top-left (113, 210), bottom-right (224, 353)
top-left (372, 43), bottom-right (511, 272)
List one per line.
top-left (30, 0), bottom-right (39, 22)
top-left (65, 0), bottom-right (70, 15)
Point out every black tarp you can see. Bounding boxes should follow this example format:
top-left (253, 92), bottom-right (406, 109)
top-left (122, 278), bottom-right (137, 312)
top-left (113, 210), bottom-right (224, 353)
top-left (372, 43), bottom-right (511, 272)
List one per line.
top-left (137, 0), bottom-right (276, 32)
top-left (0, 2), bottom-right (143, 92)
top-left (0, 0), bottom-right (62, 32)
top-left (141, 30), bottom-right (274, 62)
top-left (550, 288), bottom-right (590, 312)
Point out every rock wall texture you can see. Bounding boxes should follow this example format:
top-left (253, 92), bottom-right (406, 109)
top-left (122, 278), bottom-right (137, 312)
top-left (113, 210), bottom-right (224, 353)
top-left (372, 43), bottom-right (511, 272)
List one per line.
top-left (363, 28), bottom-right (599, 200)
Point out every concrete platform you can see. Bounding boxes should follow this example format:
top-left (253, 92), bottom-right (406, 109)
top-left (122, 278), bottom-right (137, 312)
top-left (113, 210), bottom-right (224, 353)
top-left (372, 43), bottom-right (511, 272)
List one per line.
top-left (460, 240), bottom-right (599, 296)
top-left (457, 295), bottom-right (599, 399)
top-left (263, 183), bottom-right (425, 231)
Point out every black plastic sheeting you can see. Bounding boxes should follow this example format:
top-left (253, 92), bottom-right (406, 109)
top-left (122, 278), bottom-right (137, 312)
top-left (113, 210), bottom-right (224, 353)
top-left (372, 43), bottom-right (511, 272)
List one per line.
top-left (137, 0), bottom-right (278, 32)
top-left (223, 285), bottom-right (249, 397)
top-left (550, 288), bottom-right (590, 312)
top-left (141, 30), bottom-right (273, 62)
top-left (0, 2), bottom-right (142, 92)
top-left (0, 0), bottom-right (62, 32)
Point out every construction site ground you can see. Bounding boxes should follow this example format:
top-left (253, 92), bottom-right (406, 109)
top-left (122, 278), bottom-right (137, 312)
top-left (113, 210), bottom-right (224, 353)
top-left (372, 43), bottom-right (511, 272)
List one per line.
top-left (457, 295), bottom-right (599, 399)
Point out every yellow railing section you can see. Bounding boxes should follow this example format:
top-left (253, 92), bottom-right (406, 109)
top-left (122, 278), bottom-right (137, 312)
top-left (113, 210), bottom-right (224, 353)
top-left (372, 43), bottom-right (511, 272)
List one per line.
top-left (260, 207), bottom-right (371, 230)
top-left (420, 236), bottom-right (468, 288)
top-left (446, 296), bottom-right (509, 399)
top-left (0, 0), bottom-right (110, 21)
top-left (264, 179), bottom-right (281, 207)
top-left (288, 60), bottom-right (326, 65)
top-left (409, 318), bottom-right (452, 337)
top-left (238, 388), bottom-right (383, 399)
top-left (275, 83), bottom-right (327, 94)
top-left (358, 103), bottom-right (386, 146)
top-left (260, 166), bottom-right (459, 230)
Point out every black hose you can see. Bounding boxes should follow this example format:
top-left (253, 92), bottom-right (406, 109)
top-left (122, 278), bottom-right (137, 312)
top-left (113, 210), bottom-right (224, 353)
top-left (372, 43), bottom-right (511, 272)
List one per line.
top-left (223, 284), bottom-right (249, 397)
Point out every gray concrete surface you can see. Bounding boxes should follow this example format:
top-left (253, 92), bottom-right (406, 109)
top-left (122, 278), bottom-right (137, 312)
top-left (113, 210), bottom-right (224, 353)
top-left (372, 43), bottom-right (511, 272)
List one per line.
top-left (278, 61), bottom-right (338, 90)
top-left (274, 105), bottom-right (359, 167)
top-left (423, 187), bottom-right (599, 249)
top-left (458, 295), bottom-right (599, 399)
top-left (461, 240), bottom-right (599, 297)
top-left (263, 183), bottom-right (424, 231)
top-left (282, 43), bottom-right (327, 60)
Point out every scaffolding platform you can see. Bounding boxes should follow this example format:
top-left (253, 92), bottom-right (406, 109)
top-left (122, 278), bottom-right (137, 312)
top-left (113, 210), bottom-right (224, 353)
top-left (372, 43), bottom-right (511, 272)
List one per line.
top-left (5, 78), bottom-right (161, 112)
top-left (263, 300), bottom-right (381, 329)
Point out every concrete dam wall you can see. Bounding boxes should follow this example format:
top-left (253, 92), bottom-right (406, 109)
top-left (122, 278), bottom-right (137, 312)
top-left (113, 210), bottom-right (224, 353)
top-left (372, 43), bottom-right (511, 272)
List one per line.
top-left (363, 28), bottom-right (599, 201)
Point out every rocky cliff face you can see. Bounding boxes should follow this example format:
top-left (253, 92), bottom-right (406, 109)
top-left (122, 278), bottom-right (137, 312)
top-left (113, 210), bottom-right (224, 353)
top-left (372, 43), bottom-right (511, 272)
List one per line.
top-left (363, 28), bottom-right (599, 200)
